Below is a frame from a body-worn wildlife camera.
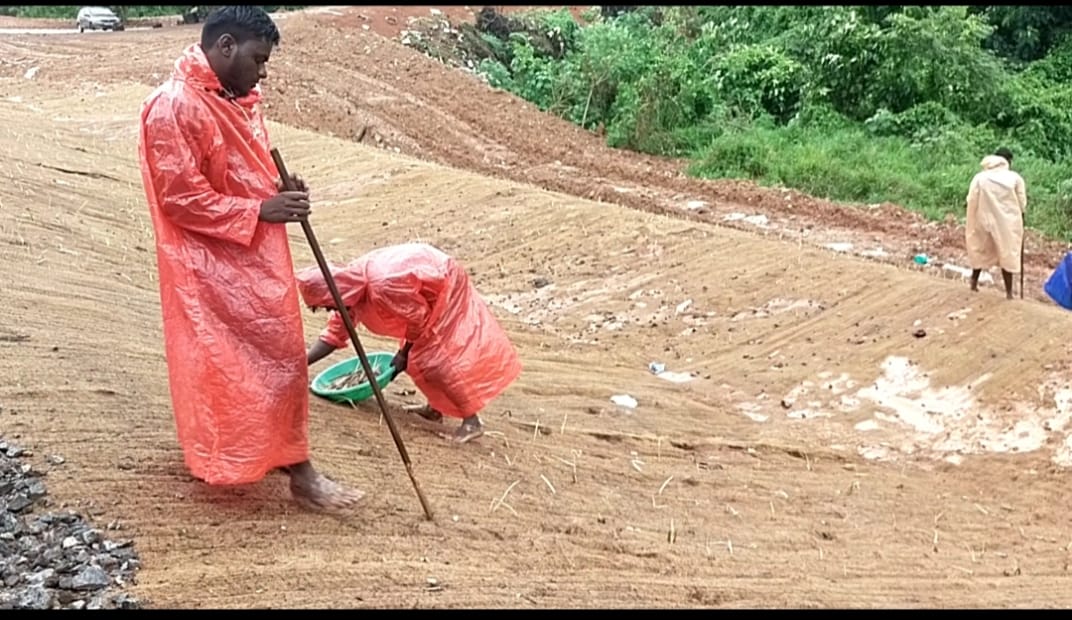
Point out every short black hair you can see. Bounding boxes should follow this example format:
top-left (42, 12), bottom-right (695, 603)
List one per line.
top-left (200, 6), bottom-right (281, 50)
top-left (994, 147), bottom-right (1014, 163)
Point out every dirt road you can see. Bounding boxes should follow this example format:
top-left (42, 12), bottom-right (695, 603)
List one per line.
top-left (2, 7), bottom-right (1072, 609)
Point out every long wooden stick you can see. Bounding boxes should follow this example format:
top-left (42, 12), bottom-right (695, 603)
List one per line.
top-left (271, 147), bottom-right (434, 521)
top-left (1020, 212), bottom-right (1025, 299)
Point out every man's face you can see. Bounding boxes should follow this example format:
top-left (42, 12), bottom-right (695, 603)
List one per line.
top-left (215, 34), bottom-right (273, 97)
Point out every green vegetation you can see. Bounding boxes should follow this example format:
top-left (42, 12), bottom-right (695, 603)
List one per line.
top-left (476, 6), bottom-right (1072, 240)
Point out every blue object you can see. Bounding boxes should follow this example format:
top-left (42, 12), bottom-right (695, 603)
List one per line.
top-left (1044, 252), bottom-right (1072, 310)
top-left (913, 254), bottom-right (929, 265)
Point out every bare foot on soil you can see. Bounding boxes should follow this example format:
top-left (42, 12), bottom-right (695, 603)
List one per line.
top-left (405, 404), bottom-right (444, 423)
top-left (285, 462), bottom-right (364, 513)
top-left (442, 418), bottom-right (483, 444)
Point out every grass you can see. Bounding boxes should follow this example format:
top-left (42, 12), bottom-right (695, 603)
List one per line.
top-left (688, 122), bottom-right (1072, 240)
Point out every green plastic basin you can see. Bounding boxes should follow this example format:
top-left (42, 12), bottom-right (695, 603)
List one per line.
top-left (310, 352), bottom-right (398, 404)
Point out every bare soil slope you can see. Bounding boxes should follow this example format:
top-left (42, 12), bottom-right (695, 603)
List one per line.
top-left (1, 9), bottom-right (1068, 297)
top-left (2, 9), bottom-right (1072, 609)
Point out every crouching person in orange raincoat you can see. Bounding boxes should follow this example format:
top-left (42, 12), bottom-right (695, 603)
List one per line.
top-left (137, 6), bottom-right (362, 512)
top-left (297, 242), bottom-right (523, 444)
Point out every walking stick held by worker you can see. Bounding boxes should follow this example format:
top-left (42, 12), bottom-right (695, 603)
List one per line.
top-left (270, 147), bottom-right (435, 522)
top-left (1021, 213), bottom-right (1025, 299)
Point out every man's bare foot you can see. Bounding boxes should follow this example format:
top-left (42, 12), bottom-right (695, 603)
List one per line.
top-left (285, 461), bottom-right (364, 513)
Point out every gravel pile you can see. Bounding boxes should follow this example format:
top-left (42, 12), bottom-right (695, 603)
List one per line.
top-left (0, 438), bottom-right (143, 610)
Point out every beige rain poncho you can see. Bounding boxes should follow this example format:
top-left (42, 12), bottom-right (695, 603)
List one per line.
top-left (965, 155), bottom-right (1027, 273)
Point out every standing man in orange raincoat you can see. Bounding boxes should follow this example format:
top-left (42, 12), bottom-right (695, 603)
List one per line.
top-left (298, 242), bottom-right (522, 444)
top-left (137, 6), bottom-right (362, 512)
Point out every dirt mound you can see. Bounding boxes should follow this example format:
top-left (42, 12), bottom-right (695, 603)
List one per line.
top-left (1, 11), bottom-right (1067, 300)
top-left (401, 7), bottom-right (572, 72)
top-left (385, 7), bottom-right (1072, 292)
top-left (291, 14), bottom-right (1070, 294)
top-left (311, 5), bottom-right (591, 40)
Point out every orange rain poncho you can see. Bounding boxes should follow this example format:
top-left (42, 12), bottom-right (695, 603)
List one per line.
top-left (296, 243), bottom-right (522, 419)
top-left (137, 44), bottom-right (310, 485)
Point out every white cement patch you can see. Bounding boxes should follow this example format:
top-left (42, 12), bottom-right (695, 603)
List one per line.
top-left (763, 356), bottom-right (1072, 467)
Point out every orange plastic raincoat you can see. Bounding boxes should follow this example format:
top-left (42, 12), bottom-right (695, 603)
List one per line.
top-left (296, 243), bottom-right (522, 418)
top-left (138, 44), bottom-right (309, 485)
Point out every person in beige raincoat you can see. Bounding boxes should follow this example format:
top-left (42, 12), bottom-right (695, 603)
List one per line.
top-left (965, 147), bottom-right (1027, 299)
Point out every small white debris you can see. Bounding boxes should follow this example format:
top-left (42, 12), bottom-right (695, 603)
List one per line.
top-left (859, 248), bottom-right (889, 258)
top-left (656, 371), bottom-right (695, 384)
top-left (723, 212), bottom-right (770, 227)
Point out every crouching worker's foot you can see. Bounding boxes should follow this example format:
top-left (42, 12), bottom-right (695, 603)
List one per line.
top-left (406, 404), bottom-right (443, 423)
top-left (284, 461), bottom-right (364, 513)
top-left (451, 416), bottom-right (484, 444)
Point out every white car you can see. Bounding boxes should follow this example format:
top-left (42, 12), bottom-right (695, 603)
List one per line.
top-left (76, 6), bottom-right (124, 32)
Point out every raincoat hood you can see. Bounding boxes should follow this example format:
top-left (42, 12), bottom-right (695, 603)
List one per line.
top-left (296, 262), bottom-right (368, 309)
top-left (173, 43), bottom-right (262, 108)
top-left (980, 154), bottom-right (1009, 170)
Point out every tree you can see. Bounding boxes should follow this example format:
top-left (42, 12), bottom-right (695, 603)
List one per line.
top-left (977, 6), bottom-right (1072, 62)
top-left (600, 6), bottom-right (636, 20)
